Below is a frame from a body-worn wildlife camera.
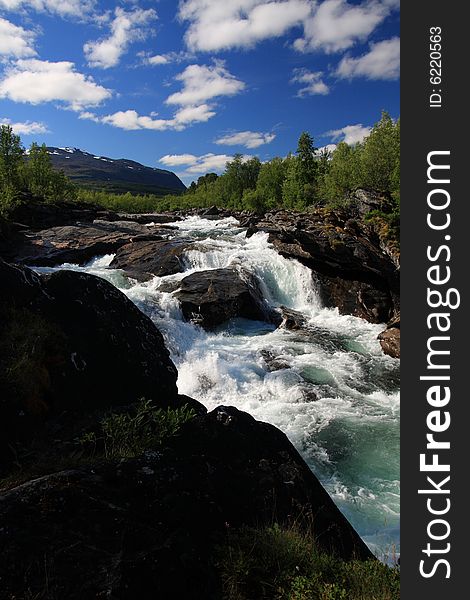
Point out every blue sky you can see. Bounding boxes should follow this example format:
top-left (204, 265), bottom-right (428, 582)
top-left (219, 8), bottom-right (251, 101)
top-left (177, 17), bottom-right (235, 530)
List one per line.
top-left (0, 0), bottom-right (400, 185)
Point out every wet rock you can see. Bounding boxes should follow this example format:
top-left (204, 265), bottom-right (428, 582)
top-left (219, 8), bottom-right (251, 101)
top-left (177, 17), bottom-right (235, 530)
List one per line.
top-left (254, 210), bottom-right (399, 324)
top-left (110, 239), bottom-right (192, 281)
top-left (8, 220), bottom-right (164, 267)
top-left (174, 268), bottom-right (270, 329)
top-left (378, 314), bottom-right (400, 358)
top-left (260, 350), bottom-right (291, 372)
top-left (276, 306), bottom-right (309, 330)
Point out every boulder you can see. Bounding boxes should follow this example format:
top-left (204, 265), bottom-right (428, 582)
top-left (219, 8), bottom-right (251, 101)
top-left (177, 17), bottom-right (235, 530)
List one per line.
top-left (255, 210), bottom-right (399, 324)
top-left (174, 268), bottom-right (269, 329)
top-left (0, 406), bottom-right (371, 599)
top-left (110, 238), bottom-right (191, 280)
top-left (8, 220), bottom-right (164, 266)
top-left (0, 259), bottom-right (179, 470)
top-left (378, 314), bottom-right (400, 358)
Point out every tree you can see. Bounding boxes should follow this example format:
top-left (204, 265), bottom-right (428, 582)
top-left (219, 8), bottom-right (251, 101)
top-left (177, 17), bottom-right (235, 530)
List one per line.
top-left (0, 125), bottom-right (24, 216)
top-left (296, 131), bottom-right (318, 188)
top-left (360, 111), bottom-right (399, 194)
top-left (256, 157), bottom-right (287, 208)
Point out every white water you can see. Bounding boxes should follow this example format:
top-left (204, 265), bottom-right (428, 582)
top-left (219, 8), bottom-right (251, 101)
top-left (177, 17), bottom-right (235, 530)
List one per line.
top-left (34, 215), bottom-right (400, 561)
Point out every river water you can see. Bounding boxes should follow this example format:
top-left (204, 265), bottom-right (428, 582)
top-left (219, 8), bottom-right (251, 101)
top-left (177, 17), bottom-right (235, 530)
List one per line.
top-left (36, 215), bottom-right (400, 560)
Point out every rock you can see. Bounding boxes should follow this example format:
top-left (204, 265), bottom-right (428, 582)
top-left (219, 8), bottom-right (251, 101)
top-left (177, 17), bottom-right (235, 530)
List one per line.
top-left (349, 188), bottom-right (394, 218)
top-left (174, 268), bottom-right (270, 329)
top-left (276, 306), bottom-right (308, 330)
top-left (378, 314), bottom-right (400, 358)
top-left (255, 210), bottom-right (399, 324)
top-left (110, 239), bottom-right (191, 280)
top-left (260, 350), bottom-right (291, 372)
top-left (0, 259), bottom-right (179, 470)
top-left (115, 213), bottom-right (181, 224)
top-left (8, 220), bottom-right (164, 266)
top-left (0, 406), bottom-right (371, 599)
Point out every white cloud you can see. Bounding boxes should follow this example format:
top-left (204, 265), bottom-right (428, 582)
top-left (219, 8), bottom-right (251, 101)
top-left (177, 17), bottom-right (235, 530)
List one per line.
top-left (159, 154), bottom-right (198, 166)
top-left (81, 62), bottom-right (244, 132)
top-left (178, 0), bottom-right (312, 52)
top-left (160, 152), bottom-right (251, 174)
top-left (0, 0), bottom-right (96, 19)
top-left (295, 0), bottom-right (397, 53)
top-left (215, 130), bottom-right (275, 149)
top-left (166, 62), bottom-right (245, 106)
top-left (147, 54), bottom-right (169, 66)
top-left (0, 59), bottom-right (112, 110)
top-left (0, 118), bottom-right (48, 135)
top-left (0, 17), bottom-right (36, 58)
top-left (291, 68), bottom-right (329, 96)
top-left (335, 37), bottom-right (400, 80)
top-left (327, 123), bottom-right (371, 144)
top-left (84, 7), bottom-right (157, 69)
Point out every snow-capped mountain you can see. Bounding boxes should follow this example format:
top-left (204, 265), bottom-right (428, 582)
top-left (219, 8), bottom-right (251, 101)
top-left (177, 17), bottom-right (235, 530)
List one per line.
top-left (46, 147), bottom-right (186, 195)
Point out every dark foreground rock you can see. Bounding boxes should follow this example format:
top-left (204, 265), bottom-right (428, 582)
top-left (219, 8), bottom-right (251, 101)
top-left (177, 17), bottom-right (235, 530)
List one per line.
top-left (0, 406), bottom-right (371, 599)
top-left (110, 238), bottom-right (192, 280)
top-left (175, 267), bottom-right (272, 329)
top-left (378, 314), bottom-right (400, 358)
top-left (0, 259), bottom-right (178, 468)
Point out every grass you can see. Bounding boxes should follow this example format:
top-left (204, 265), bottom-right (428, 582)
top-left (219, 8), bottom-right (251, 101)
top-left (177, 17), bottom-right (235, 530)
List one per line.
top-left (216, 524), bottom-right (400, 600)
top-left (77, 398), bottom-right (196, 459)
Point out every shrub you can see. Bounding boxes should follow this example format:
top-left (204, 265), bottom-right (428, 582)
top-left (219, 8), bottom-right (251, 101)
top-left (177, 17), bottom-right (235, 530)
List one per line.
top-left (79, 399), bottom-right (196, 459)
top-left (216, 524), bottom-right (400, 600)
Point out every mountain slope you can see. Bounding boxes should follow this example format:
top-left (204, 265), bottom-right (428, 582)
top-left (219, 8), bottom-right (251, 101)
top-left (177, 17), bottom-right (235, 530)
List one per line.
top-left (46, 147), bottom-right (186, 195)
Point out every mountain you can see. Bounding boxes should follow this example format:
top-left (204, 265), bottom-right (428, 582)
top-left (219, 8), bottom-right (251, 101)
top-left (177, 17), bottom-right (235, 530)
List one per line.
top-left (46, 147), bottom-right (186, 195)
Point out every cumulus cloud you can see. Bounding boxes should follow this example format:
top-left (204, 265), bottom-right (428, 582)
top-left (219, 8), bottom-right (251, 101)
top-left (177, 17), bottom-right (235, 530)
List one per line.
top-left (160, 152), bottom-right (252, 174)
top-left (215, 130), bottom-right (275, 149)
top-left (327, 123), bottom-right (371, 144)
top-left (166, 62), bottom-right (245, 106)
top-left (81, 61), bottom-right (244, 132)
top-left (291, 68), bottom-right (329, 96)
top-left (294, 0), bottom-right (397, 54)
top-left (335, 37), bottom-right (400, 80)
top-left (0, 118), bottom-right (48, 135)
top-left (0, 17), bottom-right (36, 58)
top-left (159, 154), bottom-right (198, 166)
top-left (84, 7), bottom-right (157, 69)
top-left (178, 0), bottom-right (312, 52)
top-left (0, 59), bottom-right (112, 110)
top-left (0, 0), bottom-right (96, 19)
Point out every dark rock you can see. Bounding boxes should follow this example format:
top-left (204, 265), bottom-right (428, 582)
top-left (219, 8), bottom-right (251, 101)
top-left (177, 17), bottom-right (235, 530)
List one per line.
top-left (0, 259), bottom-right (178, 468)
top-left (378, 314), bottom-right (400, 358)
top-left (7, 220), bottom-right (164, 266)
top-left (0, 406), bottom-right (371, 599)
top-left (115, 213), bottom-right (181, 224)
top-left (110, 239), bottom-right (191, 281)
top-left (260, 350), bottom-right (291, 372)
top-left (174, 268), bottom-right (270, 329)
top-left (349, 188), bottom-right (394, 219)
top-left (276, 306), bottom-right (309, 330)
top-left (254, 210), bottom-right (399, 324)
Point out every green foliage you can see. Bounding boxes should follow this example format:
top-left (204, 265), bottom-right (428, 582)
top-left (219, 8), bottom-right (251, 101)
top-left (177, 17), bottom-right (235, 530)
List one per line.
top-left (78, 399), bottom-right (196, 459)
top-left (0, 126), bottom-right (77, 215)
top-left (0, 126), bottom-right (24, 216)
top-left (216, 524), bottom-right (400, 600)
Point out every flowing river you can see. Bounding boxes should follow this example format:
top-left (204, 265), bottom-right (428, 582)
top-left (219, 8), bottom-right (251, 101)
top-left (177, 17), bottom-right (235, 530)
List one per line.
top-left (36, 215), bottom-right (400, 560)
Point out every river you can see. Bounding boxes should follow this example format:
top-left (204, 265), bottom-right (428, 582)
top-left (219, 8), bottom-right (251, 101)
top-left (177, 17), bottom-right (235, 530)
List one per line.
top-left (35, 215), bottom-right (400, 561)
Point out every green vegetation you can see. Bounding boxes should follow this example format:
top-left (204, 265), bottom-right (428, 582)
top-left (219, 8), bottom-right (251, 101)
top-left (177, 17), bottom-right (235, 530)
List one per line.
top-left (0, 125), bottom-right (77, 217)
top-left (78, 398), bottom-right (196, 459)
top-left (216, 524), bottom-right (399, 600)
top-left (1, 112), bottom-right (400, 239)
